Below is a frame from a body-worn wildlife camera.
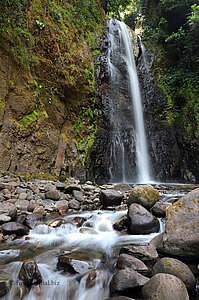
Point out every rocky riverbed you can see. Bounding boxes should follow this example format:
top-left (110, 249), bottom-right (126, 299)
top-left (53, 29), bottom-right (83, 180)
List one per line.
top-left (0, 172), bottom-right (198, 300)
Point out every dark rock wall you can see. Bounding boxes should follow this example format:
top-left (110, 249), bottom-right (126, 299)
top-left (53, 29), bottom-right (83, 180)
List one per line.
top-left (91, 22), bottom-right (198, 184)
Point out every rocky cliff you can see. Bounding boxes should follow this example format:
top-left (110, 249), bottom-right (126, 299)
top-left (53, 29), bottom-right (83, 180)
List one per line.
top-left (0, 0), bottom-right (105, 180)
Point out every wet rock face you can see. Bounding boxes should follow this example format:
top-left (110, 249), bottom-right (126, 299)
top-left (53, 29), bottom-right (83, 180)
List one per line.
top-left (127, 203), bottom-right (160, 234)
top-left (18, 261), bottom-right (42, 287)
top-left (159, 188), bottom-right (199, 259)
top-left (1, 222), bottom-right (29, 236)
top-left (142, 273), bottom-right (190, 300)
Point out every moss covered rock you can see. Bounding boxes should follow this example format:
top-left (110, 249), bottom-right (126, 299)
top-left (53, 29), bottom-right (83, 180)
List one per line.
top-left (127, 185), bottom-right (159, 210)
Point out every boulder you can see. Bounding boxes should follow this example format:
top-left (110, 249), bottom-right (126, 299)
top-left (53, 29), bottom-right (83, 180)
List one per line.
top-left (127, 203), bottom-right (160, 234)
top-left (151, 201), bottom-right (168, 217)
top-left (160, 188), bottom-right (199, 259)
top-left (142, 273), bottom-right (189, 300)
top-left (18, 260), bottom-right (42, 287)
top-left (1, 222), bottom-right (29, 236)
top-left (99, 189), bottom-right (123, 207)
top-left (64, 184), bottom-right (81, 194)
top-left (128, 185), bottom-right (159, 210)
top-left (110, 268), bottom-right (149, 293)
top-left (120, 245), bottom-right (158, 263)
top-left (45, 190), bottom-right (60, 200)
top-left (153, 257), bottom-right (196, 291)
top-left (117, 254), bottom-right (148, 274)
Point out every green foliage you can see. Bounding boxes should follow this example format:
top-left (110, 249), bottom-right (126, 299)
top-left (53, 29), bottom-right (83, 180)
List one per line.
top-left (72, 98), bottom-right (98, 165)
top-left (107, 0), bottom-right (132, 19)
top-left (14, 110), bottom-right (48, 129)
top-left (130, 0), bottom-right (199, 138)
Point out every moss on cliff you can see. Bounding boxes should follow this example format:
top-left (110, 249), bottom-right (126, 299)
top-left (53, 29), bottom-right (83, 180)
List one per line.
top-left (0, 0), bottom-right (105, 178)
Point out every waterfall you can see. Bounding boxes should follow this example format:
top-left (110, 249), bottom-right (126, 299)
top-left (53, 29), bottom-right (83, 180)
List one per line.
top-left (107, 19), bottom-right (151, 183)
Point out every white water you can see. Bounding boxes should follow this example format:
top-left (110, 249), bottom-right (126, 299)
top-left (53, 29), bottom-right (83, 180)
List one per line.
top-left (119, 21), bottom-right (151, 183)
top-left (3, 210), bottom-right (164, 300)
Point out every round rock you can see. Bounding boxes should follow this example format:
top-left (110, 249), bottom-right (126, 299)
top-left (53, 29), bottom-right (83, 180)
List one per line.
top-left (128, 185), bottom-right (159, 210)
top-left (153, 257), bottom-right (196, 291)
top-left (142, 273), bottom-right (189, 300)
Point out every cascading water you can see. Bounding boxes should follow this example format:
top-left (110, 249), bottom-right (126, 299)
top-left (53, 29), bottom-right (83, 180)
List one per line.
top-left (107, 19), bottom-right (151, 183)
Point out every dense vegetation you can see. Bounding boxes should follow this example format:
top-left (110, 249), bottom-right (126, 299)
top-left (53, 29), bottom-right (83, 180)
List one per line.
top-left (124, 0), bottom-right (199, 141)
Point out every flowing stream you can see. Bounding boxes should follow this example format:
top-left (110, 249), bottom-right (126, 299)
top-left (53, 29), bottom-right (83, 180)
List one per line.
top-left (0, 185), bottom-right (193, 300)
top-left (107, 20), bottom-right (151, 183)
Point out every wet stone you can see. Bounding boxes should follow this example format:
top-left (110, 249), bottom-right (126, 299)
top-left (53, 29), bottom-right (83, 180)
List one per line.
top-left (45, 190), bottom-right (60, 201)
top-left (73, 190), bottom-right (84, 201)
top-left (18, 260), bottom-right (42, 287)
top-left (0, 214), bottom-right (11, 224)
top-left (25, 214), bottom-right (43, 229)
top-left (1, 222), bottom-right (29, 236)
top-left (68, 199), bottom-right (80, 210)
top-left (99, 189), bottom-right (124, 207)
top-left (57, 255), bottom-right (93, 274)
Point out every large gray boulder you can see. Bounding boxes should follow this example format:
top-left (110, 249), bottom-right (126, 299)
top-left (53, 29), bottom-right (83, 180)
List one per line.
top-left (99, 189), bottom-right (123, 207)
top-left (127, 203), bottom-right (160, 234)
top-left (142, 273), bottom-right (189, 300)
top-left (128, 185), bottom-right (159, 210)
top-left (159, 188), bottom-right (199, 259)
top-left (153, 257), bottom-right (196, 291)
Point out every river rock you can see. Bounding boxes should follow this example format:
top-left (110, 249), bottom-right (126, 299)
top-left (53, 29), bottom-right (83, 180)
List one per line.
top-left (33, 206), bottom-right (46, 215)
top-left (0, 214), bottom-right (11, 224)
top-left (113, 215), bottom-right (128, 231)
top-left (64, 184), bottom-right (81, 194)
top-left (127, 203), bottom-right (160, 234)
top-left (142, 273), bottom-right (190, 300)
top-left (73, 190), bottom-right (84, 201)
top-left (68, 199), bottom-right (80, 210)
top-left (120, 245), bottom-right (158, 263)
top-left (86, 271), bottom-right (97, 288)
top-left (18, 260), bottom-right (42, 287)
top-left (45, 190), bottom-right (60, 200)
top-left (160, 188), bottom-right (199, 259)
top-left (57, 255), bottom-right (93, 274)
top-left (128, 185), bottom-right (159, 210)
top-left (8, 207), bottom-right (17, 219)
top-left (25, 214), bottom-right (43, 229)
top-left (99, 189), bottom-right (123, 207)
top-left (151, 201), bottom-right (168, 217)
top-left (117, 254), bottom-right (148, 274)
top-left (110, 268), bottom-right (149, 294)
top-left (18, 193), bottom-right (27, 200)
top-left (153, 257), bottom-right (196, 291)
top-left (114, 183), bottom-right (132, 192)
top-left (1, 222), bottom-right (29, 236)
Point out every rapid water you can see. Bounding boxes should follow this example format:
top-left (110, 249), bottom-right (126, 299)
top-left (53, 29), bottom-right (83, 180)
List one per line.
top-left (107, 20), bottom-right (151, 183)
top-left (1, 209), bottom-right (164, 300)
